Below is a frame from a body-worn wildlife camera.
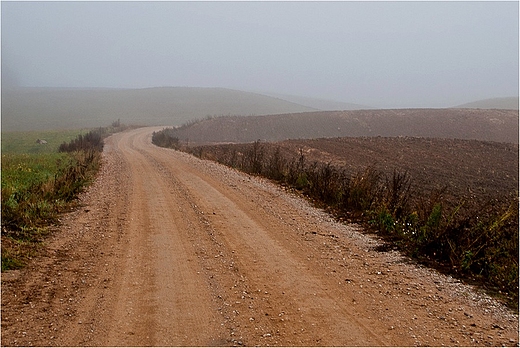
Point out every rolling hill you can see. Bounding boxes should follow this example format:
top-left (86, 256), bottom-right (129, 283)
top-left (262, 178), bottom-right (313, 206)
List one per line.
top-left (1, 87), bottom-right (315, 131)
top-left (3, 87), bottom-right (517, 142)
top-left (454, 97), bottom-right (519, 110)
top-left (250, 91), bottom-right (374, 110)
top-left (164, 109), bottom-right (519, 144)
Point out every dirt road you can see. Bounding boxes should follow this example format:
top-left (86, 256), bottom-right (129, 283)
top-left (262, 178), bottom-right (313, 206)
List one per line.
top-left (2, 127), bottom-right (518, 346)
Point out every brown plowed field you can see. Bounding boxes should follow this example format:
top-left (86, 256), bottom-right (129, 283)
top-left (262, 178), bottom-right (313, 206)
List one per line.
top-left (191, 136), bottom-right (518, 211)
top-left (167, 108), bottom-right (519, 144)
top-left (276, 136), bottom-right (518, 204)
top-left (1, 127), bottom-right (518, 346)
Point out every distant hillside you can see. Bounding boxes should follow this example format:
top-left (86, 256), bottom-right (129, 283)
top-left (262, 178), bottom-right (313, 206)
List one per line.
top-left (166, 109), bottom-right (519, 144)
top-left (252, 91), bottom-right (373, 110)
top-left (454, 97), bottom-right (519, 110)
top-left (1, 87), bottom-right (315, 131)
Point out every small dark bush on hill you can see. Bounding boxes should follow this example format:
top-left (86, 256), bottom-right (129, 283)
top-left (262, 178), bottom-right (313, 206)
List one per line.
top-left (58, 129), bottom-right (103, 152)
top-left (152, 128), bottom-right (180, 149)
top-left (58, 119), bottom-right (128, 153)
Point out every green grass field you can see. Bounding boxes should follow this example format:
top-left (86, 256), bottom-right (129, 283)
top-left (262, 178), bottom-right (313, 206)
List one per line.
top-left (1, 128), bottom-right (100, 270)
top-left (1, 129), bottom-right (88, 154)
top-left (1, 152), bottom-right (70, 193)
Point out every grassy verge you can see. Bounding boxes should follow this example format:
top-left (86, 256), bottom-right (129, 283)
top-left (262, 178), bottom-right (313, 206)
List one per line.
top-left (1, 121), bottom-right (126, 271)
top-left (153, 133), bottom-right (519, 310)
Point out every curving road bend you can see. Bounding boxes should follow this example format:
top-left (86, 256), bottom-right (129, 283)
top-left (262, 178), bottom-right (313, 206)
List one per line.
top-left (1, 127), bottom-right (518, 347)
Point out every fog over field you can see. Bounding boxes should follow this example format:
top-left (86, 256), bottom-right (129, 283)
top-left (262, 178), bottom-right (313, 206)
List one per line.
top-left (2, 1), bottom-right (518, 110)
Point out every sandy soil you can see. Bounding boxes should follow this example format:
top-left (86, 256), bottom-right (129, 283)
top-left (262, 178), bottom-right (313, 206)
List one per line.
top-left (1, 127), bottom-right (518, 346)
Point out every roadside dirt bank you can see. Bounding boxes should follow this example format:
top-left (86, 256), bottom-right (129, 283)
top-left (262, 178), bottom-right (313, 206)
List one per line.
top-left (2, 127), bottom-right (518, 346)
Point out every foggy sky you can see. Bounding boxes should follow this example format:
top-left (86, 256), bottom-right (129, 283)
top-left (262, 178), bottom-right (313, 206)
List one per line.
top-left (1, 1), bottom-right (518, 108)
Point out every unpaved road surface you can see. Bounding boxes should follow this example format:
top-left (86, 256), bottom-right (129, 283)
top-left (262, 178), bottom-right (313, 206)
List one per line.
top-left (2, 127), bottom-right (518, 346)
